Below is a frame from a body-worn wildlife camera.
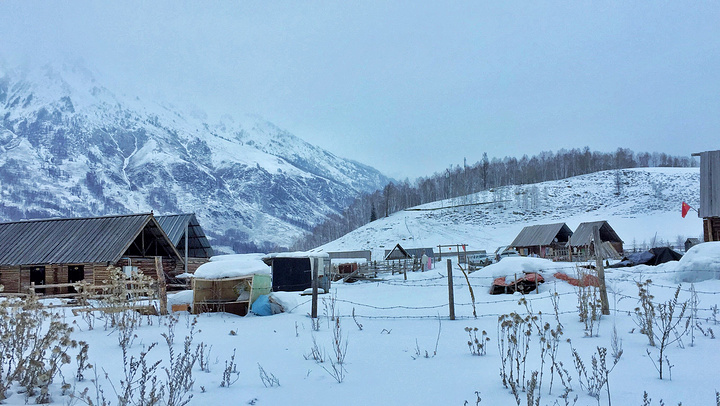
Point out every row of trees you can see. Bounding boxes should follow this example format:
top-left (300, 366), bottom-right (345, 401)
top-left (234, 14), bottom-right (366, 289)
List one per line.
top-left (291, 147), bottom-right (697, 250)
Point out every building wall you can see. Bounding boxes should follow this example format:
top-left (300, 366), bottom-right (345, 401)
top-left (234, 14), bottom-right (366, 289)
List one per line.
top-left (175, 257), bottom-right (208, 274)
top-left (0, 266), bottom-right (21, 293)
top-left (704, 218), bottom-right (720, 242)
top-left (115, 256), bottom-right (178, 280)
top-left (1, 256), bottom-right (185, 294)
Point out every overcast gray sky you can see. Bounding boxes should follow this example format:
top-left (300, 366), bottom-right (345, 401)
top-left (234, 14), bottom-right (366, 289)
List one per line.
top-left (1, 1), bottom-right (718, 180)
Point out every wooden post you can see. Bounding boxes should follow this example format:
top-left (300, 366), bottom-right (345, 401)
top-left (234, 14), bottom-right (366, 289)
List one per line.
top-left (155, 256), bottom-right (168, 315)
top-left (447, 259), bottom-right (455, 320)
top-left (592, 226), bottom-right (610, 316)
top-left (184, 221), bottom-right (189, 274)
top-left (311, 259), bottom-right (319, 319)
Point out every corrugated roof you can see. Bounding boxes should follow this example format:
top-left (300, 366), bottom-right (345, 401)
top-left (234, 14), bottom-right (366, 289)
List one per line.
top-left (510, 223), bottom-right (572, 247)
top-left (0, 213), bottom-right (181, 266)
top-left (155, 213), bottom-right (214, 258)
top-left (569, 221), bottom-right (623, 246)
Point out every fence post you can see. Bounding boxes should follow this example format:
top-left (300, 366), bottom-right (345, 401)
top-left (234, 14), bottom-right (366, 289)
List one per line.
top-left (447, 259), bottom-right (455, 320)
top-left (155, 256), bottom-right (168, 315)
top-left (592, 226), bottom-right (610, 315)
top-left (311, 259), bottom-right (319, 319)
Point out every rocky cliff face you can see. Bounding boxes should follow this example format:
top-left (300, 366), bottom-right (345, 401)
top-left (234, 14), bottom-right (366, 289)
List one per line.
top-left (0, 64), bottom-right (389, 252)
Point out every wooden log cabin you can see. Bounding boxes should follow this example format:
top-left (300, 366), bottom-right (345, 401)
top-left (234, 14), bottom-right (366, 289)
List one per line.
top-left (509, 222), bottom-right (573, 259)
top-left (0, 213), bottom-right (190, 295)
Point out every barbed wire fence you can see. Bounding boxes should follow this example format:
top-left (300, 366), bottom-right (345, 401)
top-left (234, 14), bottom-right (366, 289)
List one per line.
top-left (297, 263), bottom-right (720, 325)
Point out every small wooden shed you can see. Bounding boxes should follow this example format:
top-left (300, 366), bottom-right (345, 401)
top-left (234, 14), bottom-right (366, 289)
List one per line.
top-left (384, 244), bottom-right (412, 260)
top-left (191, 254), bottom-right (272, 316)
top-left (568, 221), bottom-right (624, 261)
top-left (192, 274), bottom-right (271, 316)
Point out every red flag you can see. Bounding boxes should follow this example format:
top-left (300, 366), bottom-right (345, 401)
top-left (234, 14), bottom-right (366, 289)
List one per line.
top-left (682, 201), bottom-right (691, 218)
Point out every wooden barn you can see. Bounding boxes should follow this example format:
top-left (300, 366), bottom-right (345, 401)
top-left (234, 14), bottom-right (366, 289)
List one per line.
top-left (155, 213), bottom-right (214, 274)
top-left (0, 213), bottom-right (184, 295)
top-left (509, 223), bottom-right (573, 259)
top-left (692, 150), bottom-right (720, 242)
top-left (568, 220), bottom-right (624, 261)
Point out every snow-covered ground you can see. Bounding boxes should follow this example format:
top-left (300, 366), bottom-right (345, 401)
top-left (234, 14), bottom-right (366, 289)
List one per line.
top-left (4, 245), bottom-right (718, 405)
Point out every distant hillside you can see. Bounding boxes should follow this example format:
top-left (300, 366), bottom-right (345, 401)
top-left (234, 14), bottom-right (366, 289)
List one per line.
top-left (295, 148), bottom-right (697, 250)
top-left (0, 63), bottom-right (390, 252)
top-left (316, 168), bottom-right (702, 259)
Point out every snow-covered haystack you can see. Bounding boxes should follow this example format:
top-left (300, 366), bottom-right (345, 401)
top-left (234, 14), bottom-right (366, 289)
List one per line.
top-left (194, 253), bottom-right (270, 279)
top-left (674, 242), bottom-right (720, 283)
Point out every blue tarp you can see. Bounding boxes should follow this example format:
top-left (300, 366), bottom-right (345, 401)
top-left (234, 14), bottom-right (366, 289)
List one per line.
top-left (251, 295), bottom-right (283, 316)
top-left (251, 295), bottom-right (273, 316)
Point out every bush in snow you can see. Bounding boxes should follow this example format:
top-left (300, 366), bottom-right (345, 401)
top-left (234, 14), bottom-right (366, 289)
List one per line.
top-left (0, 295), bottom-right (77, 404)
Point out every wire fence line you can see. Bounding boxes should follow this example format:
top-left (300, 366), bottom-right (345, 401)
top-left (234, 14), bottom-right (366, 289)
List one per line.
top-left (293, 285), bottom-right (719, 322)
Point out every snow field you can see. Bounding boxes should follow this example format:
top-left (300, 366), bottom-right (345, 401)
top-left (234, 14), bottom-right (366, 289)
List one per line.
top-left (8, 248), bottom-right (720, 406)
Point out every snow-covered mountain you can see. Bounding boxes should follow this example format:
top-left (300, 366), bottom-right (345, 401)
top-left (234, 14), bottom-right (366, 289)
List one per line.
top-left (317, 167), bottom-right (703, 258)
top-left (0, 63), bottom-right (390, 251)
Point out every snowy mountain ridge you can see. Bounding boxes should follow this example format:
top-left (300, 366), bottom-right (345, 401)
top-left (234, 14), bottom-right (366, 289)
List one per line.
top-left (0, 63), bottom-right (390, 251)
top-left (317, 167), bottom-right (703, 258)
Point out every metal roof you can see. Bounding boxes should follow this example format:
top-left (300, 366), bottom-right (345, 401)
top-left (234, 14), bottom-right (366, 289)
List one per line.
top-left (510, 223), bottom-right (572, 247)
top-left (0, 213), bottom-right (182, 266)
top-left (155, 213), bottom-right (214, 258)
top-left (569, 221), bottom-right (623, 247)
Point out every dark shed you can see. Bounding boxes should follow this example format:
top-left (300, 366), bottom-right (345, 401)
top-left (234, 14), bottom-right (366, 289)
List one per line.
top-left (262, 252), bottom-right (330, 292)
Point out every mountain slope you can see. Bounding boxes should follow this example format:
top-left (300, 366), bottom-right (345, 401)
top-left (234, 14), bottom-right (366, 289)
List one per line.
top-left (317, 167), bottom-right (703, 257)
top-left (0, 63), bottom-right (390, 251)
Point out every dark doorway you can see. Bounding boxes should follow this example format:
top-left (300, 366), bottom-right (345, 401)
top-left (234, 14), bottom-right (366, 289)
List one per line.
top-left (29, 266), bottom-right (45, 294)
top-left (68, 265), bottom-right (85, 293)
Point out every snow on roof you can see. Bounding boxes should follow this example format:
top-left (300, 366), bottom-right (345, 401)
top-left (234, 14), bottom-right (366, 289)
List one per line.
top-left (194, 253), bottom-right (270, 279)
top-left (262, 251), bottom-right (329, 265)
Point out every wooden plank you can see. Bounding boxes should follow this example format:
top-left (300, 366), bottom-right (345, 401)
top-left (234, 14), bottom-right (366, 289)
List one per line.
top-left (155, 256), bottom-right (168, 315)
top-left (72, 304), bottom-right (158, 316)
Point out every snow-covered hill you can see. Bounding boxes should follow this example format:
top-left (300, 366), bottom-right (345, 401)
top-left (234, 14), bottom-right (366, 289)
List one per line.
top-left (0, 63), bottom-right (390, 251)
top-left (317, 167), bottom-right (703, 257)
